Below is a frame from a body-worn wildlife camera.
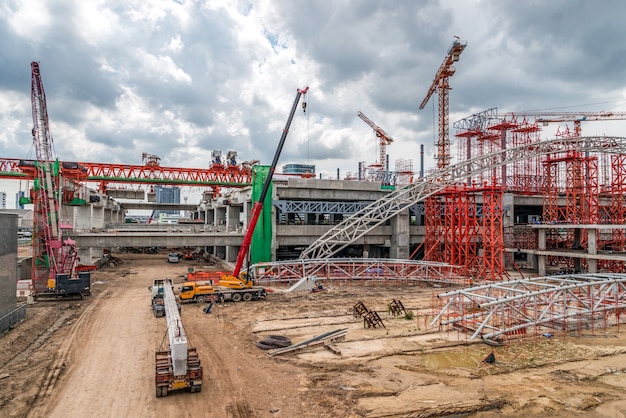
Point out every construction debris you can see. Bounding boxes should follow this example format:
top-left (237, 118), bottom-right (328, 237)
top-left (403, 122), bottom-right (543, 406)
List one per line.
top-left (256, 335), bottom-right (292, 350)
top-left (352, 301), bottom-right (385, 328)
top-left (352, 301), bottom-right (369, 318)
top-left (388, 299), bottom-right (406, 317)
top-left (267, 329), bottom-right (347, 357)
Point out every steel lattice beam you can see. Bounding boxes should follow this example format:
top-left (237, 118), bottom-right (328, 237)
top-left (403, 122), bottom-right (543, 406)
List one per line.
top-left (299, 136), bottom-right (626, 260)
top-left (431, 273), bottom-right (626, 341)
top-left (250, 258), bottom-right (465, 286)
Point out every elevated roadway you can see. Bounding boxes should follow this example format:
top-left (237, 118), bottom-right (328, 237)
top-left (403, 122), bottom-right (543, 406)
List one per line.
top-left (72, 230), bottom-right (244, 248)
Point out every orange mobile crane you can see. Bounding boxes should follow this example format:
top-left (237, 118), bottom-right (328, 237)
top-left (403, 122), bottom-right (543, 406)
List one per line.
top-left (419, 37), bottom-right (467, 169)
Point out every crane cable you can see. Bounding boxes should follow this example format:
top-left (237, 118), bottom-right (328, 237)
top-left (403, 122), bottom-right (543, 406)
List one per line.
top-left (302, 91), bottom-right (309, 163)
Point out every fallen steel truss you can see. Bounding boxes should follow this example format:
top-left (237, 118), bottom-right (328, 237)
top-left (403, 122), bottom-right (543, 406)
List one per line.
top-left (431, 273), bottom-right (626, 341)
top-left (250, 258), bottom-right (466, 286)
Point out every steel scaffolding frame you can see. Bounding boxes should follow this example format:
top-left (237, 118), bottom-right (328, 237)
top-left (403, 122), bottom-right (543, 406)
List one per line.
top-left (300, 136), bottom-right (626, 260)
top-left (423, 196), bottom-right (444, 262)
top-left (431, 273), bottom-right (626, 341)
top-left (250, 258), bottom-right (467, 287)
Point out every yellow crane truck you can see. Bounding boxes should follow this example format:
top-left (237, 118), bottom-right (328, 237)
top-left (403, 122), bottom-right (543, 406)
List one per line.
top-left (178, 281), bottom-right (266, 304)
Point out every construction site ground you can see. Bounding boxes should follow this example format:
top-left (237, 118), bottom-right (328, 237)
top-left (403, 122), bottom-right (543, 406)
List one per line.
top-left (2, 251), bottom-right (626, 418)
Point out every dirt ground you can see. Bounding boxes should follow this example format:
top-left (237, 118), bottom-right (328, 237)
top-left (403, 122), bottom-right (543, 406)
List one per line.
top-left (2, 252), bottom-right (626, 418)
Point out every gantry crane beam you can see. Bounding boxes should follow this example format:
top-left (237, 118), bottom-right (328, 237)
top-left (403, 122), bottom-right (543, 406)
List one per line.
top-left (0, 158), bottom-right (253, 188)
top-left (299, 135), bottom-right (626, 260)
top-left (503, 111), bottom-right (626, 136)
top-left (419, 38), bottom-right (467, 169)
top-left (357, 111), bottom-right (394, 166)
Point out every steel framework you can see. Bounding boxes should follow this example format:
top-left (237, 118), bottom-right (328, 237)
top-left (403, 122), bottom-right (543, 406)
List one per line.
top-left (300, 136), bottom-right (626, 260)
top-left (250, 258), bottom-right (466, 287)
top-left (0, 158), bottom-right (253, 190)
top-left (431, 273), bottom-right (626, 342)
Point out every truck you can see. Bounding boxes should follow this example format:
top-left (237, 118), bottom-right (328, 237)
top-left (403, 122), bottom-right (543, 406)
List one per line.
top-left (155, 280), bottom-right (202, 397)
top-left (178, 281), bottom-right (266, 304)
top-left (34, 272), bottom-right (91, 301)
top-left (150, 279), bottom-right (179, 317)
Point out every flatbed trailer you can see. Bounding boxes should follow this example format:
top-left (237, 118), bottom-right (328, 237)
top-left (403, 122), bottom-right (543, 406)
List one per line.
top-left (155, 348), bottom-right (203, 397)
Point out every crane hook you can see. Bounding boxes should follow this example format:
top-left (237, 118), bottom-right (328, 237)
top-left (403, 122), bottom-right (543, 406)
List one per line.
top-left (302, 101), bottom-right (307, 114)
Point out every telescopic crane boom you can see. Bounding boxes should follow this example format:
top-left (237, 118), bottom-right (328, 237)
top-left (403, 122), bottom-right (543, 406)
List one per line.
top-left (220, 86), bottom-right (309, 288)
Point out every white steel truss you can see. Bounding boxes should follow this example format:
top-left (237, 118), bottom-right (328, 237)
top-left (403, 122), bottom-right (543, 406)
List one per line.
top-left (300, 136), bottom-right (626, 260)
top-left (250, 258), bottom-right (465, 286)
top-left (431, 273), bottom-right (626, 341)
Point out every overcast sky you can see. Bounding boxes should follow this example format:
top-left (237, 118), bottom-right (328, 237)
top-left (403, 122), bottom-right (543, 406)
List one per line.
top-left (2, 0), bottom-right (626, 207)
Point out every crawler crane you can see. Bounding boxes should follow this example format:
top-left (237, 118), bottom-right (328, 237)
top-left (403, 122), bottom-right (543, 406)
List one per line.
top-left (28, 62), bottom-right (90, 298)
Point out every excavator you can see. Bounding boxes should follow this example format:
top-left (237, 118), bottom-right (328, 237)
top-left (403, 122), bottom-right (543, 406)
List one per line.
top-left (218, 86), bottom-right (309, 289)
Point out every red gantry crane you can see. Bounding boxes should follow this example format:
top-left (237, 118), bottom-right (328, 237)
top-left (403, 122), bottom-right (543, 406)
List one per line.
top-left (420, 37), bottom-right (467, 169)
top-left (357, 111), bottom-right (394, 167)
top-left (29, 62), bottom-right (86, 296)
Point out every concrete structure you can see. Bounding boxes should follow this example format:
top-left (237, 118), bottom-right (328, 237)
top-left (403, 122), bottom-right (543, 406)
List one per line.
top-left (0, 191), bottom-right (6, 209)
top-left (0, 213), bottom-right (17, 315)
top-left (0, 213), bottom-right (24, 335)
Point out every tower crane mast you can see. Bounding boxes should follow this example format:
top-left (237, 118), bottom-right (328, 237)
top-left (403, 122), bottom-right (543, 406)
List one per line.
top-left (357, 111), bottom-right (394, 166)
top-left (30, 62), bottom-right (79, 294)
top-left (419, 38), bottom-right (467, 169)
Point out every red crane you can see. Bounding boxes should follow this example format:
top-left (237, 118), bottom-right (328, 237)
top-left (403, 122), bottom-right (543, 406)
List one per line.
top-left (357, 111), bottom-right (394, 166)
top-left (419, 37), bottom-right (467, 169)
top-left (220, 86), bottom-right (309, 288)
top-left (30, 62), bottom-right (79, 293)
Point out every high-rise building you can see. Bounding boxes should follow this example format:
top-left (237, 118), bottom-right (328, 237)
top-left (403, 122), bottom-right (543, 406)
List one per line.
top-left (154, 185), bottom-right (181, 216)
top-left (282, 163), bottom-right (315, 175)
top-left (0, 191), bottom-right (6, 209)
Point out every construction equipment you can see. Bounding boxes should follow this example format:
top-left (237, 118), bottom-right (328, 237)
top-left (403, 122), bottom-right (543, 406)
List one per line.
top-left (28, 61), bottom-right (89, 298)
top-left (150, 279), bottom-right (180, 317)
top-left (155, 281), bottom-right (202, 397)
top-left (142, 152), bottom-right (161, 167)
top-left (219, 86), bottom-right (309, 289)
top-left (178, 281), bottom-right (266, 304)
top-left (357, 111), bottom-right (394, 167)
top-left (419, 37), bottom-right (467, 169)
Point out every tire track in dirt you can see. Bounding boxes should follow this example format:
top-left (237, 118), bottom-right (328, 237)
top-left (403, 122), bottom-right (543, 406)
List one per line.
top-left (26, 289), bottom-right (110, 418)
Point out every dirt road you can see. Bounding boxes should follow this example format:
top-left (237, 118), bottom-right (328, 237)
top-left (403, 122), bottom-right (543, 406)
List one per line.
top-left (2, 252), bottom-right (626, 417)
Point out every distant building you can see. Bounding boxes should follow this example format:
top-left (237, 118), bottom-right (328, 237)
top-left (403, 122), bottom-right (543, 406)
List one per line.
top-left (154, 185), bottom-right (181, 216)
top-left (15, 191), bottom-right (25, 209)
top-left (282, 163), bottom-right (315, 175)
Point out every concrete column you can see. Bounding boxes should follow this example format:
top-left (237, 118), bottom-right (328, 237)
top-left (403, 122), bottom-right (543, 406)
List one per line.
top-left (227, 204), bottom-right (239, 232)
top-left (587, 229), bottom-right (597, 273)
top-left (390, 209), bottom-right (410, 259)
top-left (538, 228), bottom-right (546, 276)
top-left (77, 247), bottom-right (94, 265)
